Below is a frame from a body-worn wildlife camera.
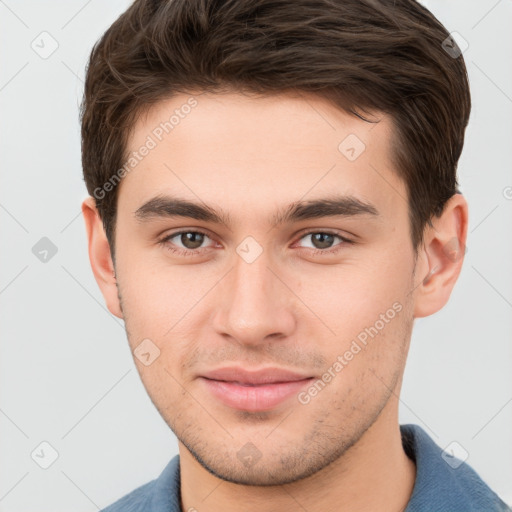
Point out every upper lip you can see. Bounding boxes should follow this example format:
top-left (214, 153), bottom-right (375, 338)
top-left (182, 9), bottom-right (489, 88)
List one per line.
top-left (200, 367), bottom-right (313, 385)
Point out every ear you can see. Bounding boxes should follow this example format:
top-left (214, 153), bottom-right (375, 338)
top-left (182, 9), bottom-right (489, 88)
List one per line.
top-left (82, 196), bottom-right (123, 319)
top-left (413, 193), bottom-right (469, 318)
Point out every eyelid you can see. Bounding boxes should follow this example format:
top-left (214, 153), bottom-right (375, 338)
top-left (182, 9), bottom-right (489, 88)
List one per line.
top-left (158, 229), bottom-right (218, 252)
top-left (293, 229), bottom-right (354, 250)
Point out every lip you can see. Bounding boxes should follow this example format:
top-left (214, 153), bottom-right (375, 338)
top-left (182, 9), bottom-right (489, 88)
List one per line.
top-left (200, 366), bottom-right (312, 385)
top-left (198, 367), bottom-right (314, 412)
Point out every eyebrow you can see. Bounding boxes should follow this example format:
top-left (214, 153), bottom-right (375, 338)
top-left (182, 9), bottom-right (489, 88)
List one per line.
top-left (134, 194), bottom-right (380, 227)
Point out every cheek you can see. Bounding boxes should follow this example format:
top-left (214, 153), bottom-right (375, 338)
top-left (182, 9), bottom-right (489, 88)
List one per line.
top-left (292, 255), bottom-right (411, 337)
top-left (290, 249), bottom-right (414, 386)
top-left (134, 359), bottom-right (189, 425)
top-left (116, 253), bottom-right (218, 338)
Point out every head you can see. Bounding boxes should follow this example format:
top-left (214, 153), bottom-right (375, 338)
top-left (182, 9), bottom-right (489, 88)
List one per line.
top-left (81, 0), bottom-right (470, 486)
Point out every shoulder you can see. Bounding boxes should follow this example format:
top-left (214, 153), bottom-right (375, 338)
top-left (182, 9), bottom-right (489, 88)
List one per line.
top-left (100, 455), bottom-right (181, 512)
top-left (401, 424), bottom-right (512, 512)
top-left (100, 480), bottom-right (154, 512)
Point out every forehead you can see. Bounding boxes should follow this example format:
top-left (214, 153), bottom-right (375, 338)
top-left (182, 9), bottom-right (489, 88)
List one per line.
top-left (118, 91), bottom-right (407, 226)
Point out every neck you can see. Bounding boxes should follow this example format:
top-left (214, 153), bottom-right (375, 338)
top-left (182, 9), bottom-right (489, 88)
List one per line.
top-left (179, 395), bottom-right (416, 512)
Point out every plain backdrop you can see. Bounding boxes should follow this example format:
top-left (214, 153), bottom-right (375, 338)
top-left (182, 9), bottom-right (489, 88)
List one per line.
top-left (0, 0), bottom-right (511, 510)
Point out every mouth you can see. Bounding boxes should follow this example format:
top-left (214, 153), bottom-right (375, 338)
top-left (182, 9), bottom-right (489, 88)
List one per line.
top-left (198, 367), bottom-right (315, 412)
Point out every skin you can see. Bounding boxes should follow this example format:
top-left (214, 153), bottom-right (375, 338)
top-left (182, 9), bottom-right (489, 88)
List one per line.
top-left (83, 90), bottom-right (468, 512)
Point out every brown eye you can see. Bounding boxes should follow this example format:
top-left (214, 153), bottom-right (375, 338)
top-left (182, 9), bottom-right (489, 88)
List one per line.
top-left (310, 233), bottom-right (335, 249)
top-left (180, 232), bottom-right (205, 249)
top-left (298, 232), bottom-right (346, 251)
top-left (160, 230), bottom-right (216, 255)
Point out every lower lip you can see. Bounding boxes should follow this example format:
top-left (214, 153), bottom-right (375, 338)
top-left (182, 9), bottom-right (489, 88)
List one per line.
top-left (199, 377), bottom-right (314, 412)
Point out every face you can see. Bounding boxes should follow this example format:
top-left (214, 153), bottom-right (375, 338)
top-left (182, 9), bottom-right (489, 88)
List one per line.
top-left (111, 91), bottom-right (419, 485)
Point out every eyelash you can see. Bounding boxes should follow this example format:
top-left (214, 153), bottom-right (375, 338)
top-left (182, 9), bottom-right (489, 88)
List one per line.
top-left (158, 229), bottom-right (354, 257)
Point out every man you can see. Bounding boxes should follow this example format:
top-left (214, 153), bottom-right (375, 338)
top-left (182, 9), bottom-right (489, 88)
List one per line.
top-left (80, 0), bottom-right (511, 510)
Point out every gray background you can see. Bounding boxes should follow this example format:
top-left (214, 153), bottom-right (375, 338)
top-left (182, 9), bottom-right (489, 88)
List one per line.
top-left (0, 0), bottom-right (511, 510)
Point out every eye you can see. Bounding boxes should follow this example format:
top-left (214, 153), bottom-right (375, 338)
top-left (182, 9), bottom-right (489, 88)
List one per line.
top-left (296, 231), bottom-right (353, 253)
top-left (159, 230), bottom-right (217, 255)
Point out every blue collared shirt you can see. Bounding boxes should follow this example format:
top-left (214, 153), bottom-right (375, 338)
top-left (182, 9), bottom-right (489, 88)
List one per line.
top-left (101, 424), bottom-right (511, 511)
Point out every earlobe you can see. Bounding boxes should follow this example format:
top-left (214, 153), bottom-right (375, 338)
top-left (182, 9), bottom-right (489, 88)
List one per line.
top-left (81, 197), bottom-right (123, 319)
top-left (413, 193), bottom-right (468, 319)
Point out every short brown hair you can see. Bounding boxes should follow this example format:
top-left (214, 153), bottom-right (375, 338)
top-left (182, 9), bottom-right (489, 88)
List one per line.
top-left (80, 0), bottom-right (471, 260)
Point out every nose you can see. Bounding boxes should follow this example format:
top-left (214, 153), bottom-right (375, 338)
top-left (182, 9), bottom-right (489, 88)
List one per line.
top-left (212, 248), bottom-right (296, 347)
